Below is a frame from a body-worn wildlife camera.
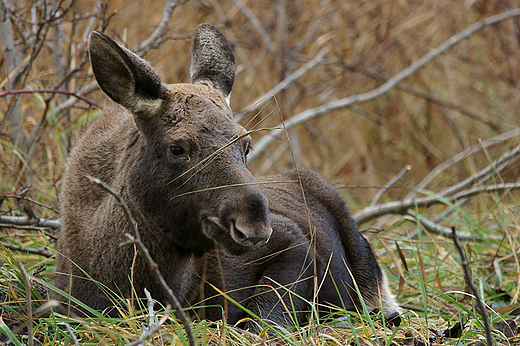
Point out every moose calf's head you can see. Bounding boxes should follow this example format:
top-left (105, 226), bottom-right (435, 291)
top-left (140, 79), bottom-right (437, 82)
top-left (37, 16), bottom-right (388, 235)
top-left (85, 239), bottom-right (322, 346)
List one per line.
top-left (89, 24), bottom-right (272, 255)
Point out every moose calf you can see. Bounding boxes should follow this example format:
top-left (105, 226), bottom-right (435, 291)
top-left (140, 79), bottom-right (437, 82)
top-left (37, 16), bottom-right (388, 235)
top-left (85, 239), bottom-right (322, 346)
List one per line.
top-left (54, 23), bottom-right (399, 331)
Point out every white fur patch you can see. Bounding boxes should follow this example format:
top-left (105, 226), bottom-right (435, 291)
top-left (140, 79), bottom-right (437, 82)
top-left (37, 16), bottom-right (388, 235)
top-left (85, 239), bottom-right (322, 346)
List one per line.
top-left (133, 97), bottom-right (162, 114)
top-left (225, 92), bottom-right (231, 106)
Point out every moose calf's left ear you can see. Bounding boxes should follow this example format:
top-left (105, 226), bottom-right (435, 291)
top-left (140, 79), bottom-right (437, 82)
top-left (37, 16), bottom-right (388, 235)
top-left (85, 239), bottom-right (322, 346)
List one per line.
top-left (89, 31), bottom-right (164, 135)
top-left (189, 23), bottom-right (236, 102)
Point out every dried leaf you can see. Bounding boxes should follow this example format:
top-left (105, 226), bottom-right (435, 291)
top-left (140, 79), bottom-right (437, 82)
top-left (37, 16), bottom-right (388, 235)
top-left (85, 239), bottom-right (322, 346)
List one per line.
top-left (496, 303), bottom-right (520, 316)
top-left (395, 241), bottom-right (409, 272)
top-left (435, 272), bottom-right (444, 292)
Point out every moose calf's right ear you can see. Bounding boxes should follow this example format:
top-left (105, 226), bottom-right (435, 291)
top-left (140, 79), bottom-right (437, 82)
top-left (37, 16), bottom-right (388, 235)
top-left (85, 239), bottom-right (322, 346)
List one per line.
top-left (189, 24), bottom-right (236, 101)
top-left (89, 31), bottom-right (163, 112)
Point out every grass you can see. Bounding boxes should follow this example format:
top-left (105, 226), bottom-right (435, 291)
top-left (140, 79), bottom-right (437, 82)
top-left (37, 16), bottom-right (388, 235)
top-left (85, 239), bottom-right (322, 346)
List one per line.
top-left (1, 191), bottom-right (519, 344)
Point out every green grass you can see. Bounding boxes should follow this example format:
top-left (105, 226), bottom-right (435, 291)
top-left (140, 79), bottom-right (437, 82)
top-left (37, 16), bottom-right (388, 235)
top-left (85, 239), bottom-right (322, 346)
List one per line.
top-left (1, 198), bottom-right (519, 345)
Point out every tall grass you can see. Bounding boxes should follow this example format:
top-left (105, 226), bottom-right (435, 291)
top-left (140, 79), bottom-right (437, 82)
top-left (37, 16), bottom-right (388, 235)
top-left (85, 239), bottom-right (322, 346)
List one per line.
top-left (2, 182), bottom-right (519, 343)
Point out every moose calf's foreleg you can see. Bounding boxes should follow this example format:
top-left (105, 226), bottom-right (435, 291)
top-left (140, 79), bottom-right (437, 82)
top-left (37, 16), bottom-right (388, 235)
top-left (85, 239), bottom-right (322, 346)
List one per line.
top-left (244, 246), bottom-right (315, 332)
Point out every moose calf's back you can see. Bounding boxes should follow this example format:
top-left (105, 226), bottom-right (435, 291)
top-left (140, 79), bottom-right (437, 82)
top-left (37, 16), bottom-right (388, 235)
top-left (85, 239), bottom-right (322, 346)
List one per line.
top-left (55, 23), bottom-right (399, 328)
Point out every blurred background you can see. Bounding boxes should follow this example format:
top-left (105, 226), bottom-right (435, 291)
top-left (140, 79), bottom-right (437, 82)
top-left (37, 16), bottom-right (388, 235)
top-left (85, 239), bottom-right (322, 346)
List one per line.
top-left (2, 0), bottom-right (520, 210)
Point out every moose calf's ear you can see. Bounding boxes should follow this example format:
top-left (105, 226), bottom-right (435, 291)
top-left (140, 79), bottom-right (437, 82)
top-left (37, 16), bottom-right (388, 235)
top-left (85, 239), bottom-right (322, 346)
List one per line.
top-left (89, 31), bottom-right (163, 113)
top-left (189, 23), bottom-right (236, 101)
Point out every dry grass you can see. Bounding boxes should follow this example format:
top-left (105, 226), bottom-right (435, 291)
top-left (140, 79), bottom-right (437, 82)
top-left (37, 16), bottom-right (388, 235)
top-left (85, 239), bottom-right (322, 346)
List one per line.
top-left (2, 0), bottom-right (520, 344)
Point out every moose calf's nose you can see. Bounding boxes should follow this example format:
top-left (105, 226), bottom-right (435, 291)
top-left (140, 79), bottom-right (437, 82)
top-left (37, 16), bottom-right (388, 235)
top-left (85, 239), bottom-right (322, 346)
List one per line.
top-left (224, 189), bottom-right (272, 246)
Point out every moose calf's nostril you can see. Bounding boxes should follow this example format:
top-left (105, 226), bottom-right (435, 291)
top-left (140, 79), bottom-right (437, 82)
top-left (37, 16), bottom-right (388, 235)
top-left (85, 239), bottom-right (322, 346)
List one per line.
top-left (232, 227), bottom-right (247, 242)
top-left (247, 236), bottom-right (266, 246)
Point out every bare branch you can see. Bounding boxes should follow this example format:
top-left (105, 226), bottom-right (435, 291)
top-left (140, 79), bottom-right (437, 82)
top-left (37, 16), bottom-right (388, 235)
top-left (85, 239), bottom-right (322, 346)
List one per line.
top-left (2, 191), bottom-right (59, 213)
top-left (235, 48), bottom-right (328, 121)
top-left (86, 176), bottom-right (196, 346)
top-left (133, 0), bottom-right (189, 56)
top-left (354, 182), bottom-right (520, 226)
top-left (369, 165), bottom-right (411, 207)
top-left (0, 225), bottom-right (58, 240)
top-left (435, 144), bottom-right (520, 198)
top-left (2, 241), bottom-right (53, 257)
top-left (355, 137), bottom-right (520, 225)
top-left (0, 215), bottom-right (60, 229)
top-left (406, 128), bottom-right (520, 199)
top-left (248, 8), bottom-right (520, 163)
top-left (425, 143), bottom-right (520, 223)
top-left (349, 66), bottom-right (499, 132)
top-left (448, 182), bottom-right (520, 202)
top-left (404, 210), bottom-right (502, 241)
top-left (0, 89), bottom-right (100, 108)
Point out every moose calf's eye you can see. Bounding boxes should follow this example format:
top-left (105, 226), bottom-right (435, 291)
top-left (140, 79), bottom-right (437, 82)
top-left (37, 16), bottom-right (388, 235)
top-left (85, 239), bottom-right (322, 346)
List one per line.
top-left (245, 145), bottom-right (251, 157)
top-left (170, 145), bottom-right (184, 156)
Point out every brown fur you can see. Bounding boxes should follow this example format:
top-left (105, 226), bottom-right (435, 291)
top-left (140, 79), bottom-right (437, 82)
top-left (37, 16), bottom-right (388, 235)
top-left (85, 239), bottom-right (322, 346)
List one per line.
top-left (54, 24), bottom-right (399, 331)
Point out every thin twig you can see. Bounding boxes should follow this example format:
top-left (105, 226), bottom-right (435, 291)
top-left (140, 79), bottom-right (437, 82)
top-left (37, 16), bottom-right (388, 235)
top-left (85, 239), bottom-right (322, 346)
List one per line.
top-left (53, 81), bottom-right (98, 115)
top-left (16, 260), bottom-right (34, 346)
top-left (235, 48), bottom-right (328, 121)
top-left (429, 143), bottom-right (520, 222)
top-left (61, 322), bottom-right (79, 346)
top-left (2, 242), bottom-right (53, 257)
top-left (0, 225), bottom-right (58, 239)
top-left (248, 8), bottom-right (520, 163)
top-left (349, 66), bottom-right (499, 132)
top-left (129, 289), bottom-right (171, 346)
top-left (369, 165), bottom-right (411, 207)
top-left (415, 144), bottom-right (520, 201)
top-left (86, 176), bottom-right (196, 346)
top-left (133, 0), bottom-right (189, 56)
top-left (2, 192), bottom-right (59, 213)
top-left (451, 226), bottom-right (494, 346)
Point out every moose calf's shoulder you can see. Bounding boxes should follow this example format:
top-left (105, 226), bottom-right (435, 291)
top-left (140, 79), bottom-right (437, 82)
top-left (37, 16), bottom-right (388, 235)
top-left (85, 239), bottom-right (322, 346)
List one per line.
top-left (54, 23), bottom-right (399, 329)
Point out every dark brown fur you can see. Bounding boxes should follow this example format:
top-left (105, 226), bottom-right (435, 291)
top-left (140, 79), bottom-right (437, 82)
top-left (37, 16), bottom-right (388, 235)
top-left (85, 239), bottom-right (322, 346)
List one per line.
top-left (54, 24), bottom-right (399, 331)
